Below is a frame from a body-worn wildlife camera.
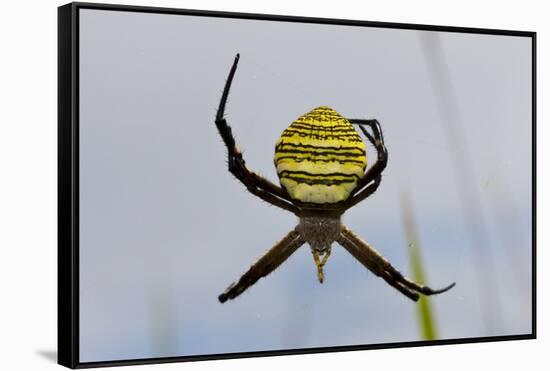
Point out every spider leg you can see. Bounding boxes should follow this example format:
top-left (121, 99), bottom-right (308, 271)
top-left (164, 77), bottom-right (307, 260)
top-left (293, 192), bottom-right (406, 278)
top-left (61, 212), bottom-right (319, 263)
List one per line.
top-left (219, 228), bottom-right (305, 303)
top-left (337, 225), bottom-right (455, 301)
top-left (337, 232), bottom-right (419, 301)
top-left (344, 119), bottom-right (388, 210)
top-left (344, 175), bottom-right (382, 209)
top-left (215, 54), bottom-right (300, 215)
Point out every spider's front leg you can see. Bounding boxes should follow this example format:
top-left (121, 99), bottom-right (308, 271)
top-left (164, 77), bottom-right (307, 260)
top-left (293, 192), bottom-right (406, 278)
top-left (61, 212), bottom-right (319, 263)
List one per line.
top-left (215, 54), bottom-right (299, 215)
top-left (337, 225), bottom-right (455, 301)
top-left (344, 119), bottom-right (388, 210)
top-left (219, 228), bottom-right (306, 303)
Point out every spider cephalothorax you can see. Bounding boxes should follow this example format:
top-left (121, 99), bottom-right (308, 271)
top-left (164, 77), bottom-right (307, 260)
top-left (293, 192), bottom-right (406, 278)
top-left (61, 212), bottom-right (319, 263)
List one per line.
top-left (215, 54), bottom-right (455, 303)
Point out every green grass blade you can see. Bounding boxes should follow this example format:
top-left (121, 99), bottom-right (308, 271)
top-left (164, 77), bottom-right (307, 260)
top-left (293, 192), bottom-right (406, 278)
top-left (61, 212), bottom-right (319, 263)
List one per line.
top-left (400, 191), bottom-right (438, 341)
top-left (408, 242), bottom-right (437, 340)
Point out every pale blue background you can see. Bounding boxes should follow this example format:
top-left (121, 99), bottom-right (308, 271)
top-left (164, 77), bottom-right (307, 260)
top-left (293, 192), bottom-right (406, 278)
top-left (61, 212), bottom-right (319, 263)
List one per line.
top-left (79, 9), bottom-right (532, 362)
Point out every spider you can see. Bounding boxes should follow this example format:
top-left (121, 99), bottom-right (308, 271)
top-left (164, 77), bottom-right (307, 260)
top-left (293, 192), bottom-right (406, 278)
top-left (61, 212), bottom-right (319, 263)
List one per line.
top-left (215, 54), bottom-right (455, 303)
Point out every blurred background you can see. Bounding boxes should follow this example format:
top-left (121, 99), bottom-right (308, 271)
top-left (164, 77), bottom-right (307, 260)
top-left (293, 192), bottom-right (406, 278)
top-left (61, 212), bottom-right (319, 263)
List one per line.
top-left (78, 9), bottom-right (532, 362)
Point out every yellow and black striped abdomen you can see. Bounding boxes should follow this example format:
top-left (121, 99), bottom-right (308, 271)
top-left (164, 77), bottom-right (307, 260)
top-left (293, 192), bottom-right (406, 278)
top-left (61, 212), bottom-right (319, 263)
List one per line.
top-left (274, 106), bottom-right (367, 204)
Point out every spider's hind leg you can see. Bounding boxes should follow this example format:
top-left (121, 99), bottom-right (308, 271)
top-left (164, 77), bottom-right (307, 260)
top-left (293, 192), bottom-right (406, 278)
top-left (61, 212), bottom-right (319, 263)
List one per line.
top-left (343, 119), bottom-right (388, 210)
top-left (214, 54), bottom-right (300, 215)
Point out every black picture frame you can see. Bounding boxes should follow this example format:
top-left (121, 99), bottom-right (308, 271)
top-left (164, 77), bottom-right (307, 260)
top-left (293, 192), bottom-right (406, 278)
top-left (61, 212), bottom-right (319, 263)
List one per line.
top-left (58, 2), bottom-right (537, 368)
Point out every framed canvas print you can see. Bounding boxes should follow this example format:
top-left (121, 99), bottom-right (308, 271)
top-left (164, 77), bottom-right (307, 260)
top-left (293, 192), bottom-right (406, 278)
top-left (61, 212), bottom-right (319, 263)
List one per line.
top-left (58, 2), bottom-right (536, 368)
